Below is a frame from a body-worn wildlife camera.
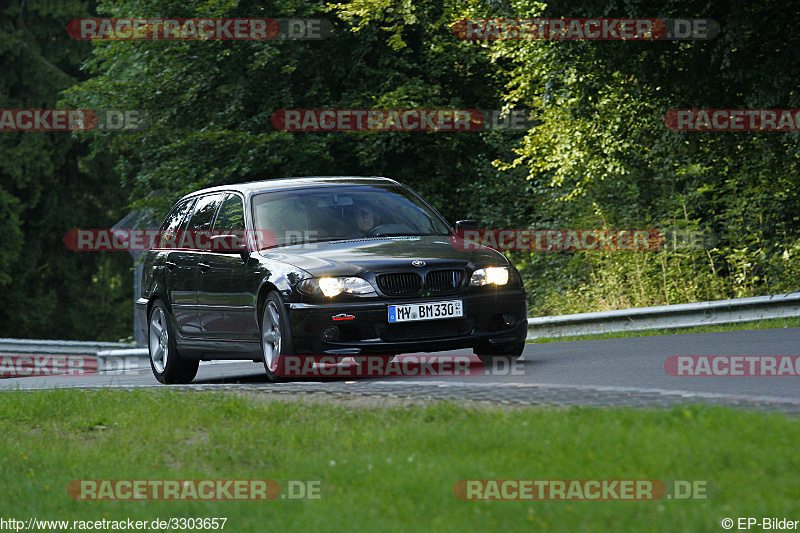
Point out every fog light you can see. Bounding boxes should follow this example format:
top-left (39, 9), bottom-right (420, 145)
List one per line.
top-left (502, 313), bottom-right (518, 327)
top-left (321, 326), bottom-right (340, 341)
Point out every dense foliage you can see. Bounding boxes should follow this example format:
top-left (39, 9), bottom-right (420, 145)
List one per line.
top-left (475, 0), bottom-right (800, 312)
top-left (0, 0), bottom-right (131, 340)
top-left (2, 0), bottom-right (798, 339)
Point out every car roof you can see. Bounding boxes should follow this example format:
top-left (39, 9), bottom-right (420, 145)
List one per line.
top-left (182, 176), bottom-right (402, 199)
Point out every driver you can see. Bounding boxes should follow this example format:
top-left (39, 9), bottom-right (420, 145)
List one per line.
top-left (354, 206), bottom-right (377, 235)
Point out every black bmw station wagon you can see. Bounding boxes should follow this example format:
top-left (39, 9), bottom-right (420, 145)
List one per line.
top-left (136, 177), bottom-right (528, 384)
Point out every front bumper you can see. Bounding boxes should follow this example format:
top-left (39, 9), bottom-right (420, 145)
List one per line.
top-left (286, 289), bottom-right (528, 355)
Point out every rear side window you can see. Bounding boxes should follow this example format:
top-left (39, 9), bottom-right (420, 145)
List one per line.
top-left (213, 193), bottom-right (245, 232)
top-left (186, 193), bottom-right (225, 231)
top-left (157, 198), bottom-right (196, 248)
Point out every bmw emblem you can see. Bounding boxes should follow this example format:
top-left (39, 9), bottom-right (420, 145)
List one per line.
top-left (412, 260), bottom-right (426, 267)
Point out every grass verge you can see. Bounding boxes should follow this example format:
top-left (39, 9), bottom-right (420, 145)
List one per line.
top-left (530, 317), bottom-right (800, 343)
top-left (1, 389), bottom-right (799, 532)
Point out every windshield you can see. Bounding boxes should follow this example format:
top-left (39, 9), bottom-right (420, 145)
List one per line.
top-left (251, 185), bottom-right (451, 248)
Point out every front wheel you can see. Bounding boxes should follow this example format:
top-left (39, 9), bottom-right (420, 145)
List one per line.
top-left (261, 292), bottom-right (295, 382)
top-left (148, 300), bottom-right (199, 384)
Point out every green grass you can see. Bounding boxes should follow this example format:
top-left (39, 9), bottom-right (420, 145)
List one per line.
top-left (1, 390), bottom-right (799, 532)
top-left (530, 317), bottom-right (800, 343)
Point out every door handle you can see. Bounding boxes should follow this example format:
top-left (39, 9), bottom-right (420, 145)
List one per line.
top-left (165, 261), bottom-right (176, 270)
top-left (198, 262), bottom-right (211, 271)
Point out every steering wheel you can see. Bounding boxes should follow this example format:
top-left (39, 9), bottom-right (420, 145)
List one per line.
top-left (367, 224), bottom-right (397, 236)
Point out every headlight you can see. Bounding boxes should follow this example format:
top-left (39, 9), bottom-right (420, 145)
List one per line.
top-left (470, 267), bottom-right (509, 286)
top-left (297, 277), bottom-right (376, 297)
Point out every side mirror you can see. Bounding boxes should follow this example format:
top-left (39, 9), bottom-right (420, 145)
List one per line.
top-left (455, 220), bottom-right (479, 231)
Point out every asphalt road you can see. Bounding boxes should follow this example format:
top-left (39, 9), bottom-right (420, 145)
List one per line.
top-left (2, 328), bottom-right (799, 412)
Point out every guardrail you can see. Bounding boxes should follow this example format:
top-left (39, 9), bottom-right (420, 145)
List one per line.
top-left (0, 338), bottom-right (135, 355)
top-left (527, 292), bottom-right (800, 339)
top-left (0, 339), bottom-right (144, 372)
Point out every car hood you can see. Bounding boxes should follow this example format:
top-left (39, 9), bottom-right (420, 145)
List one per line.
top-left (257, 235), bottom-right (506, 277)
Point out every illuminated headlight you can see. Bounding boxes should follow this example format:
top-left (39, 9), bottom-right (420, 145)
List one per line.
top-left (297, 277), bottom-right (376, 297)
top-left (470, 267), bottom-right (510, 286)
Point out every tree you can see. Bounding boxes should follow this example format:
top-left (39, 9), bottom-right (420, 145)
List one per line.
top-left (0, 0), bottom-right (131, 340)
top-left (64, 0), bottom-right (527, 224)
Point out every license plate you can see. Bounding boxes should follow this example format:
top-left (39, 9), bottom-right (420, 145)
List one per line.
top-left (387, 300), bottom-right (463, 323)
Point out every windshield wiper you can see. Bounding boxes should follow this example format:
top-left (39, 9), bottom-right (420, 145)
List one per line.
top-left (371, 232), bottom-right (448, 237)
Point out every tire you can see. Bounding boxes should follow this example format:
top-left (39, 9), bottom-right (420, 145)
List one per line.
top-left (261, 292), bottom-right (295, 382)
top-left (148, 300), bottom-right (199, 384)
top-left (474, 341), bottom-right (525, 365)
